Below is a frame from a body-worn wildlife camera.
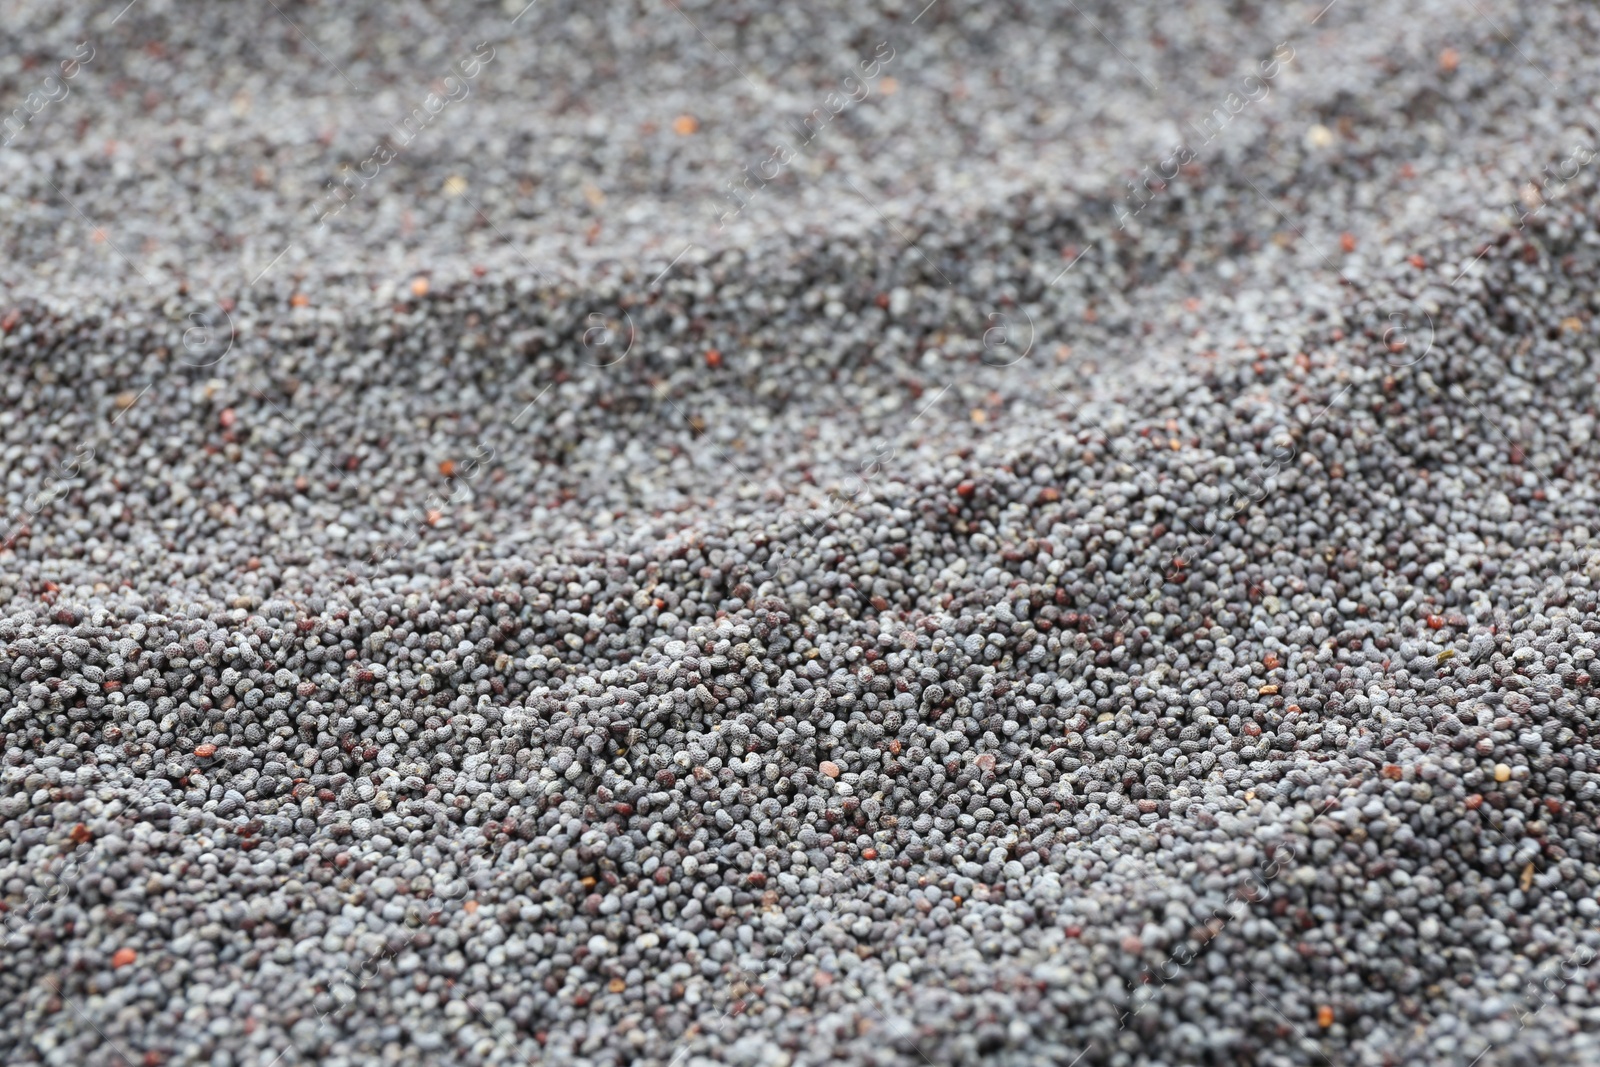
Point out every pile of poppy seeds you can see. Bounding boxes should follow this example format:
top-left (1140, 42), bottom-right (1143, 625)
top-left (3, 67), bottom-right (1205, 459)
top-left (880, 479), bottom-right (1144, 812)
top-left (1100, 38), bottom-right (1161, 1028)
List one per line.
top-left (6, 1), bottom-right (1600, 1064)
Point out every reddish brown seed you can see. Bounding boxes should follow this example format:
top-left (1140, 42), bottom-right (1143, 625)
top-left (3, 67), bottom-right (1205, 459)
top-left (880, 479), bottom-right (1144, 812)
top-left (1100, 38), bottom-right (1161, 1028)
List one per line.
top-left (861, 848), bottom-right (878, 860)
top-left (705, 349), bottom-right (722, 368)
top-left (70, 823), bottom-right (92, 844)
top-left (976, 753), bottom-right (996, 772)
top-left (1465, 794), bottom-right (1483, 810)
top-left (819, 761), bottom-right (840, 778)
top-left (1382, 764), bottom-right (1403, 780)
top-left (289, 292), bottom-right (310, 308)
top-left (1340, 233), bottom-right (1356, 253)
top-left (1426, 614), bottom-right (1444, 630)
top-left (194, 743), bottom-right (217, 758)
top-left (1318, 1005), bottom-right (1335, 1028)
top-left (956, 481), bottom-right (976, 498)
top-left (1439, 47), bottom-right (1460, 72)
top-left (218, 408), bottom-right (236, 428)
top-left (112, 948), bottom-right (137, 968)
top-left (1263, 653), bottom-right (1280, 670)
